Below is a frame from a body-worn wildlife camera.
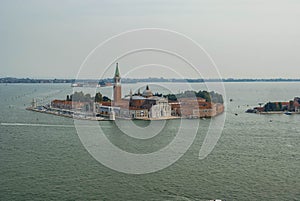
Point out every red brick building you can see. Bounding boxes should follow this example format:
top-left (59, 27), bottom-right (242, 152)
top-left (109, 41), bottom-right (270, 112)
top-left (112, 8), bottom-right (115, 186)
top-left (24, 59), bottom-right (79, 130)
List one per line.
top-left (170, 97), bottom-right (224, 118)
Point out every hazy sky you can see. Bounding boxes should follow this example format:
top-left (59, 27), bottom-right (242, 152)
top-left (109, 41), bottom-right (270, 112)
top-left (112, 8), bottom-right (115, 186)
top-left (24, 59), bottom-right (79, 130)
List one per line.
top-left (0, 0), bottom-right (299, 79)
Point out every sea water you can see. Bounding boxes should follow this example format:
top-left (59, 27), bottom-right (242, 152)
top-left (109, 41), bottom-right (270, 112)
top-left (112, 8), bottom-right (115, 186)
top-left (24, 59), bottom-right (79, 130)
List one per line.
top-left (0, 83), bottom-right (299, 200)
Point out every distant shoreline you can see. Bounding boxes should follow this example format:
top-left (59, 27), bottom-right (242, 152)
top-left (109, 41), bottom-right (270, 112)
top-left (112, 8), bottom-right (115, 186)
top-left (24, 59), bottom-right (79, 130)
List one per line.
top-left (1, 77), bottom-right (300, 84)
top-left (250, 111), bottom-right (300, 115)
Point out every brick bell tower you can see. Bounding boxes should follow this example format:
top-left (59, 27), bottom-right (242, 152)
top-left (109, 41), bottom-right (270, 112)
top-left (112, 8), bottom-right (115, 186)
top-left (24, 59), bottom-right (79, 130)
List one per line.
top-left (113, 63), bottom-right (121, 103)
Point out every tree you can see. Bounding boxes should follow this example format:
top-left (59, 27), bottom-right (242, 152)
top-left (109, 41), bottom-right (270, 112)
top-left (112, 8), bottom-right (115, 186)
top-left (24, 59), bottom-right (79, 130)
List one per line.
top-left (196, 91), bottom-right (211, 102)
top-left (102, 96), bottom-right (111, 102)
top-left (264, 102), bottom-right (277, 111)
top-left (163, 90), bottom-right (223, 103)
top-left (95, 92), bottom-right (103, 102)
top-left (72, 91), bottom-right (84, 102)
top-left (84, 93), bottom-right (91, 101)
top-left (70, 91), bottom-right (91, 102)
top-left (165, 94), bottom-right (177, 101)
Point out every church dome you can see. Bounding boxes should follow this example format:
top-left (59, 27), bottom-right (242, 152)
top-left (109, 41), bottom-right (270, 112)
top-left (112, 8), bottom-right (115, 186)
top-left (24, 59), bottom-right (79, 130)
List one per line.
top-left (142, 85), bottom-right (153, 97)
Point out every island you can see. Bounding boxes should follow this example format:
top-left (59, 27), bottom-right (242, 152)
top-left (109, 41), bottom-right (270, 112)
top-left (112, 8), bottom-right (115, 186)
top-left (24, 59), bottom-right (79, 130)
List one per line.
top-left (246, 97), bottom-right (300, 114)
top-left (27, 63), bottom-right (224, 120)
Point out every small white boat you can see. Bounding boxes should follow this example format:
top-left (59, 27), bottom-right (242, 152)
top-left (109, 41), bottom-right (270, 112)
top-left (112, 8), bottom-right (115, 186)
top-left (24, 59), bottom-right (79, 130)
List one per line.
top-left (71, 83), bottom-right (83, 87)
top-left (284, 112), bottom-right (292, 115)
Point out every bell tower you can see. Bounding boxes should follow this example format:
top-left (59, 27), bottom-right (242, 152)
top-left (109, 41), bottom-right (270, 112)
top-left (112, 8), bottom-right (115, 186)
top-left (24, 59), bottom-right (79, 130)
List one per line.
top-left (113, 63), bottom-right (121, 103)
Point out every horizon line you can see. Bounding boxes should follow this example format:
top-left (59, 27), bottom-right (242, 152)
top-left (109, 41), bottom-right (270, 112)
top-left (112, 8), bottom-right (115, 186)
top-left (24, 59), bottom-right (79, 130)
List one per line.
top-left (1, 77), bottom-right (300, 80)
top-left (1, 77), bottom-right (300, 83)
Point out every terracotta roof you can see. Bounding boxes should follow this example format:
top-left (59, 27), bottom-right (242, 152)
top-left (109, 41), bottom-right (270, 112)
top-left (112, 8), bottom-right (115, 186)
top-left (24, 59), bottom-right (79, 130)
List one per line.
top-left (101, 101), bottom-right (112, 106)
top-left (129, 107), bottom-right (148, 111)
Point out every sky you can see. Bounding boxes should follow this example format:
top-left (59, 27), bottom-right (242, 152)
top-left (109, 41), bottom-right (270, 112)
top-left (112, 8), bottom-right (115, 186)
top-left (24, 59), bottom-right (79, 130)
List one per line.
top-left (0, 0), bottom-right (299, 79)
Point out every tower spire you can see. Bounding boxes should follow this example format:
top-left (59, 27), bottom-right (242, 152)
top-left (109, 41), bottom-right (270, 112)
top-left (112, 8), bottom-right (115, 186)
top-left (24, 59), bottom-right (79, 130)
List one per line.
top-left (113, 63), bottom-right (121, 104)
top-left (115, 63), bottom-right (120, 77)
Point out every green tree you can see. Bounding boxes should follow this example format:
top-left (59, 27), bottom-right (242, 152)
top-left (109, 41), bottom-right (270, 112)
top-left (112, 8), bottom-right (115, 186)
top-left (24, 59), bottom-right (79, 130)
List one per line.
top-left (196, 91), bottom-right (211, 102)
top-left (70, 91), bottom-right (92, 102)
top-left (84, 93), bottom-right (92, 101)
top-left (165, 94), bottom-right (177, 101)
top-left (264, 102), bottom-right (277, 111)
top-left (102, 96), bottom-right (111, 102)
top-left (95, 92), bottom-right (103, 102)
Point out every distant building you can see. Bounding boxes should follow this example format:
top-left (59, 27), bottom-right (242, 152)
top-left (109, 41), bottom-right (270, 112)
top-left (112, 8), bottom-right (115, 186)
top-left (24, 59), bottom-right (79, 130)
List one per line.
top-left (98, 105), bottom-right (120, 116)
top-left (51, 100), bottom-right (86, 110)
top-left (170, 97), bottom-right (224, 118)
top-left (127, 86), bottom-right (171, 118)
top-left (281, 102), bottom-right (290, 111)
top-left (149, 97), bottom-right (171, 118)
top-left (50, 64), bottom-right (224, 119)
top-left (50, 99), bottom-right (100, 113)
top-left (111, 64), bottom-right (172, 119)
top-left (129, 108), bottom-right (149, 118)
top-left (248, 97), bottom-right (300, 113)
top-left (293, 97), bottom-right (300, 112)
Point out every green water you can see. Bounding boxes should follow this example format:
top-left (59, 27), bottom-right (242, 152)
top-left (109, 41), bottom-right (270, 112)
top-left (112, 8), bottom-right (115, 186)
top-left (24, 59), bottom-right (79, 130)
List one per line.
top-left (0, 83), bottom-right (299, 200)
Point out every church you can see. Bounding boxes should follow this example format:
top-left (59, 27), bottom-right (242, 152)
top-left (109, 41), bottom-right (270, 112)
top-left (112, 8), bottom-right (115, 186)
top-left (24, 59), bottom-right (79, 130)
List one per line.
top-left (111, 63), bottom-right (172, 119)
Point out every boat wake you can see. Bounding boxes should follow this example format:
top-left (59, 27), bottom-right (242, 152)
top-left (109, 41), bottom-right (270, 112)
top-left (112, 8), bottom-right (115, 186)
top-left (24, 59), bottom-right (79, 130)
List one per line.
top-left (0, 122), bottom-right (112, 128)
top-left (0, 122), bottom-right (75, 127)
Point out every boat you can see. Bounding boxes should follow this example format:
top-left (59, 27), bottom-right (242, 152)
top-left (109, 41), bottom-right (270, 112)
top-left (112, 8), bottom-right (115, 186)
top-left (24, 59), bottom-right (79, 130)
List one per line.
top-left (284, 112), bottom-right (292, 115)
top-left (71, 83), bottom-right (83, 87)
